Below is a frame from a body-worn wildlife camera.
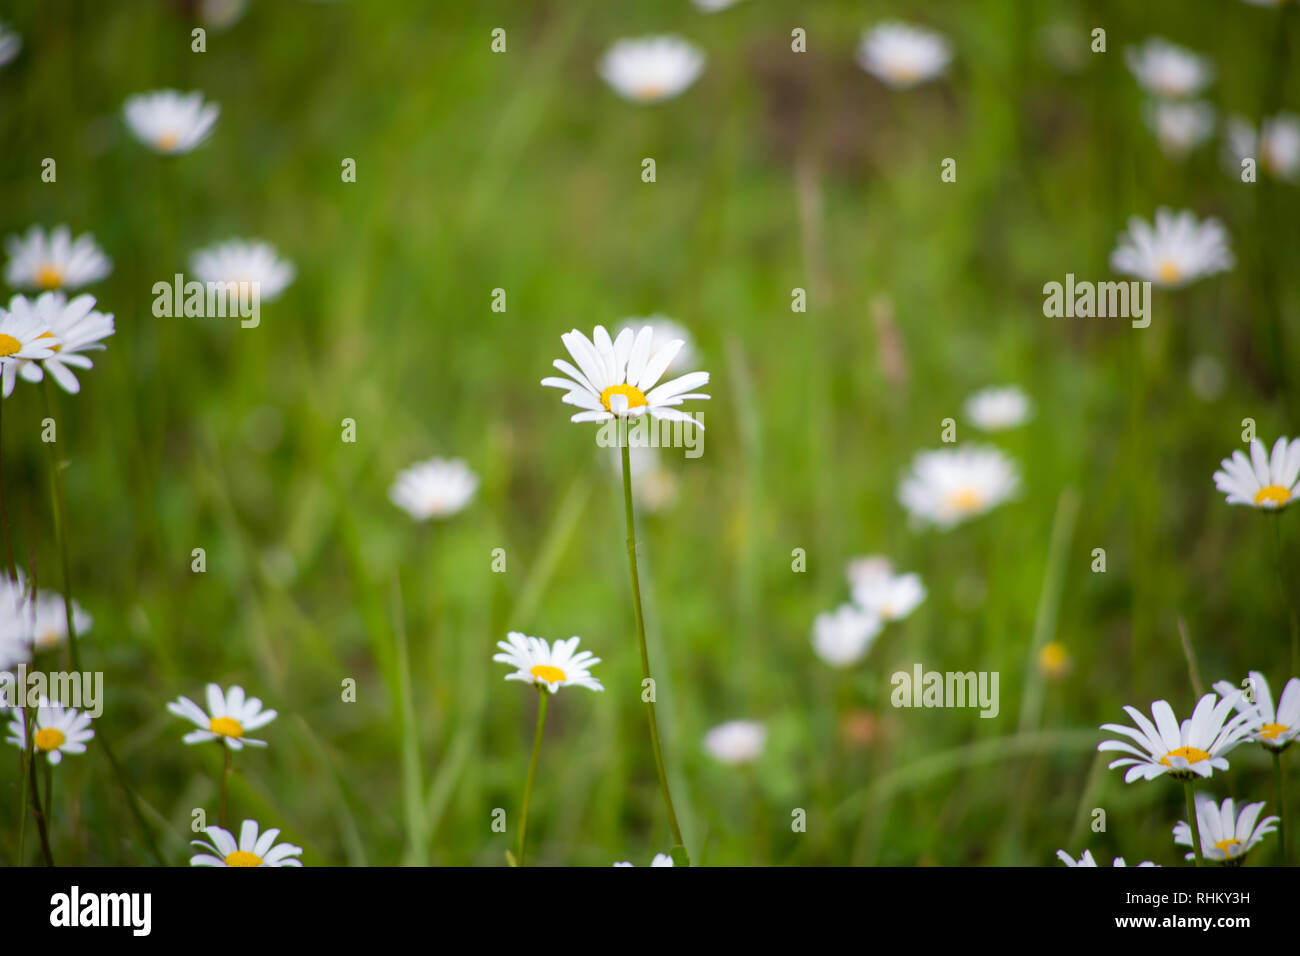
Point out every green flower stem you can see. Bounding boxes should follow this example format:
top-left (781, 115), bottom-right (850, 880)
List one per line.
top-left (0, 388), bottom-right (18, 581)
top-left (1184, 780), bottom-right (1204, 867)
top-left (220, 743), bottom-right (232, 830)
top-left (27, 742), bottom-right (54, 866)
top-left (620, 434), bottom-right (686, 853)
top-left (516, 688), bottom-right (549, 867)
top-left (1273, 750), bottom-right (1289, 865)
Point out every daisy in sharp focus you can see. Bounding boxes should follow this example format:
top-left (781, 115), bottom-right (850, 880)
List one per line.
top-left (123, 89), bottom-right (220, 155)
top-left (190, 239), bottom-right (296, 301)
top-left (541, 325), bottom-right (710, 431)
top-left (1056, 850), bottom-right (1155, 867)
top-left (5, 699), bottom-right (94, 764)
top-left (389, 457), bottom-right (479, 521)
top-left (1225, 113), bottom-right (1300, 182)
top-left (1124, 38), bottom-right (1214, 98)
top-left (851, 569), bottom-right (925, 623)
top-left (703, 720), bottom-right (766, 766)
top-left (1109, 208), bottom-right (1233, 287)
top-left (494, 632), bottom-right (604, 694)
top-left (1144, 100), bottom-right (1216, 160)
top-left (598, 36), bottom-right (705, 104)
top-left (898, 446), bottom-right (1020, 530)
top-left (190, 819), bottom-right (303, 867)
top-left (166, 684), bottom-right (278, 749)
top-left (811, 604), bottom-right (883, 668)
top-left (1098, 692), bottom-right (1252, 782)
top-left (964, 386), bottom-right (1033, 432)
top-left (1212, 436), bottom-right (1300, 510)
top-left (4, 225), bottom-right (112, 292)
top-left (855, 22), bottom-right (952, 90)
top-left (1173, 795), bottom-right (1278, 864)
top-left (1, 293), bottom-right (115, 397)
top-left (0, 301), bottom-right (59, 393)
top-left (1213, 671), bottom-right (1300, 751)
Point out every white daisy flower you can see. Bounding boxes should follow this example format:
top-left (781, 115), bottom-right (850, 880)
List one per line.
top-left (1212, 671), bottom-right (1300, 751)
top-left (166, 684), bottom-right (278, 750)
top-left (4, 225), bottom-right (112, 292)
top-left (1098, 692), bottom-right (1252, 782)
top-left (845, 554), bottom-right (893, 591)
top-left (703, 720), bottom-right (766, 765)
top-left (0, 573), bottom-right (32, 670)
top-left (5, 699), bottom-right (94, 764)
top-left (541, 325), bottom-right (710, 431)
top-left (27, 588), bottom-right (92, 653)
top-left (1173, 794), bottom-right (1278, 864)
top-left (964, 385), bottom-right (1033, 432)
top-left (190, 819), bottom-right (303, 867)
top-left (190, 239), bottom-right (296, 301)
top-left (1212, 436), bottom-right (1300, 510)
top-left (2, 293), bottom-right (115, 397)
top-left (123, 89), bottom-right (220, 155)
top-left (613, 852), bottom-right (674, 866)
top-left (0, 300), bottom-right (60, 394)
top-left (1225, 113), bottom-right (1300, 182)
top-left (598, 36), bottom-right (705, 104)
top-left (1144, 100), bottom-right (1216, 159)
top-left (693, 0), bottom-right (743, 11)
top-left (389, 457), bottom-right (479, 521)
top-left (1056, 849), bottom-right (1155, 867)
top-left (812, 604), bottom-right (883, 668)
top-left (898, 446), bottom-right (1020, 530)
top-left (855, 22), bottom-right (952, 90)
top-left (0, 22), bottom-right (20, 67)
top-left (852, 570), bottom-right (926, 623)
top-left (1109, 208), bottom-right (1233, 287)
top-left (615, 315), bottom-right (695, 373)
top-left (493, 632), bottom-right (604, 694)
top-left (1124, 38), bottom-right (1214, 98)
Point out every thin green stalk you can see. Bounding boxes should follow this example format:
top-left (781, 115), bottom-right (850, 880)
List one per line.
top-left (1269, 517), bottom-right (1299, 676)
top-left (0, 389), bottom-right (17, 581)
top-left (220, 743), bottom-right (232, 830)
top-left (620, 434), bottom-right (686, 854)
top-left (516, 689), bottom-right (549, 867)
top-left (27, 742), bottom-right (54, 866)
top-left (43, 757), bottom-right (52, 825)
top-left (1273, 750), bottom-right (1289, 865)
top-left (1184, 781), bottom-right (1204, 868)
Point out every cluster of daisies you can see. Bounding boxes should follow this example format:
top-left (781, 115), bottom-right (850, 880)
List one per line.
top-left (812, 556), bottom-right (925, 669)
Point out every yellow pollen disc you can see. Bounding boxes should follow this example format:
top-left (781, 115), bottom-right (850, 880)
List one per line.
top-left (1259, 722), bottom-right (1289, 740)
top-left (36, 264), bottom-right (64, 290)
top-left (34, 728), bottom-right (66, 752)
top-left (0, 334), bottom-right (21, 358)
top-left (887, 64), bottom-right (920, 83)
top-left (945, 488), bottom-right (984, 513)
top-left (1038, 641), bottom-right (1070, 676)
top-left (209, 716), bottom-right (244, 738)
top-left (36, 629), bottom-right (60, 649)
top-left (1156, 260), bottom-right (1182, 284)
top-left (530, 664), bottom-right (567, 684)
top-left (1254, 485), bottom-right (1292, 506)
top-left (156, 130), bottom-right (180, 151)
top-left (599, 383), bottom-right (649, 413)
top-left (223, 850), bottom-right (263, 867)
top-left (1160, 745), bottom-right (1210, 766)
top-left (1213, 838), bottom-right (1241, 854)
top-left (635, 84), bottom-right (667, 100)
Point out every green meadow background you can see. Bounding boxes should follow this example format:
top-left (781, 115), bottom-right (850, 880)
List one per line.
top-left (2, 0), bottom-right (1298, 866)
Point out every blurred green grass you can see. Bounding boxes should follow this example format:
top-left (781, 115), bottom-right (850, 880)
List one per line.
top-left (1, 0), bottom-right (1298, 865)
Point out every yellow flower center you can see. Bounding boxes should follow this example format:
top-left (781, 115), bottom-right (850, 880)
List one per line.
top-left (886, 64), bottom-right (920, 83)
top-left (945, 488), bottom-right (984, 514)
top-left (1156, 259), bottom-right (1182, 284)
top-left (35, 628), bottom-right (61, 650)
top-left (1038, 641), bottom-right (1070, 676)
top-left (634, 84), bottom-right (667, 100)
top-left (223, 850), bottom-right (263, 867)
top-left (34, 728), bottom-right (66, 751)
top-left (0, 334), bottom-right (22, 358)
top-left (156, 130), bottom-right (180, 151)
top-left (36, 264), bottom-right (64, 290)
top-left (1212, 838), bottom-right (1241, 854)
top-left (1160, 746), bottom-right (1210, 766)
top-left (599, 383), bottom-right (649, 413)
top-left (1259, 722), bottom-right (1289, 740)
top-left (1254, 485), bottom-right (1292, 506)
top-left (209, 716), bottom-right (244, 738)
top-left (530, 664), bottom-right (567, 684)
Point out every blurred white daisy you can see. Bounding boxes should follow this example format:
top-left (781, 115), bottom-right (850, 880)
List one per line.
top-left (845, 555), bottom-right (893, 591)
top-left (812, 604), bottom-right (882, 668)
top-left (615, 315), bottom-right (695, 373)
top-left (613, 853), bottom-right (674, 866)
top-left (0, 23), bottom-right (20, 67)
top-left (703, 720), bottom-right (766, 765)
top-left (0, 300), bottom-right (60, 394)
top-left (166, 684), bottom-right (278, 750)
top-left (852, 570), bottom-right (925, 622)
top-left (0, 573), bottom-right (32, 670)
top-left (389, 457), bottom-right (478, 521)
top-left (1109, 208), bottom-right (1233, 287)
top-left (28, 587), bottom-right (92, 653)
top-left (856, 22), bottom-right (951, 89)
top-left (2, 293), bottom-right (115, 397)
top-left (1212, 671), bottom-right (1300, 751)
top-left (598, 36), bottom-right (705, 104)
top-left (1144, 100), bottom-right (1215, 159)
top-left (190, 239), bottom-right (296, 301)
top-left (199, 0), bottom-right (250, 30)
top-left (1173, 794), bottom-right (1278, 864)
top-left (5, 699), bottom-right (94, 764)
top-left (123, 89), bottom-right (220, 155)
top-left (1098, 693), bottom-right (1251, 782)
top-left (1212, 436), bottom-right (1300, 510)
top-left (4, 225), bottom-right (112, 292)
top-left (190, 819), bottom-right (303, 867)
top-left (1124, 38), bottom-right (1214, 98)
top-left (898, 446), bottom-right (1020, 530)
top-left (541, 325), bottom-right (710, 430)
top-left (494, 632), bottom-right (604, 694)
top-left (1225, 113), bottom-right (1300, 182)
top-left (964, 386), bottom-right (1033, 432)
top-left (1056, 849), bottom-right (1155, 867)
